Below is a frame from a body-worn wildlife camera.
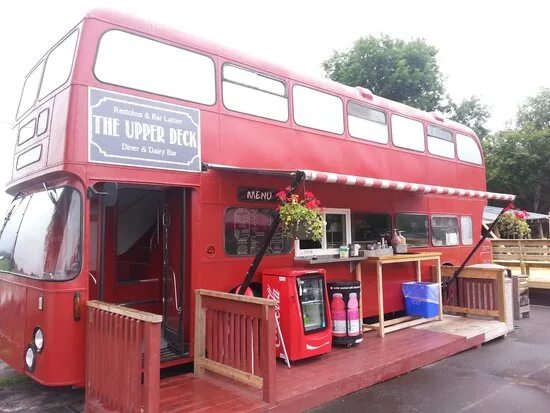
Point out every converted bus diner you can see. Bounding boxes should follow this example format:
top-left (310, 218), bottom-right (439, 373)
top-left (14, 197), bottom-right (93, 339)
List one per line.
top-left (0, 9), bottom-right (516, 412)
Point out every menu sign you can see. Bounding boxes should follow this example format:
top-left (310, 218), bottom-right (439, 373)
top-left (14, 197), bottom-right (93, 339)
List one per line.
top-left (225, 207), bottom-right (291, 256)
top-left (237, 187), bottom-right (278, 203)
top-left (88, 88), bottom-right (201, 172)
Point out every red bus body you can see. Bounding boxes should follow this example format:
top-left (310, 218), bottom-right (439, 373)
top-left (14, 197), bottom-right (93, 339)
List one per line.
top-left (0, 9), bottom-right (498, 386)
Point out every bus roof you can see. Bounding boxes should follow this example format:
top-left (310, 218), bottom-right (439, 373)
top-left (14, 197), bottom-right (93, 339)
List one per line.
top-left (83, 8), bottom-right (477, 138)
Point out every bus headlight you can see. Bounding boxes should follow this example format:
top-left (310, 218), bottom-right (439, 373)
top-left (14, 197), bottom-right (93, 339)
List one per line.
top-left (33, 328), bottom-right (44, 353)
top-left (25, 345), bottom-right (36, 372)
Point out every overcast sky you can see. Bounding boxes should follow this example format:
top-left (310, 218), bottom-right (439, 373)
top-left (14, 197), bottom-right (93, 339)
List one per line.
top-left (1, 0), bottom-right (549, 213)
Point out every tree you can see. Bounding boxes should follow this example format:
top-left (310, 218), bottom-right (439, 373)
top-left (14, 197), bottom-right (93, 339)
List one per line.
top-left (445, 96), bottom-right (490, 139)
top-left (322, 34), bottom-right (445, 111)
top-left (483, 128), bottom-right (550, 213)
top-left (516, 87), bottom-right (550, 130)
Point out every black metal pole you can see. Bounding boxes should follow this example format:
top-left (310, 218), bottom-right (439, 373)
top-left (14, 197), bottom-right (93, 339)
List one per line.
top-left (443, 200), bottom-right (514, 291)
top-left (237, 171), bottom-right (306, 295)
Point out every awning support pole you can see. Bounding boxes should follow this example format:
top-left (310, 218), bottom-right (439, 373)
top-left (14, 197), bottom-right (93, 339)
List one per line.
top-left (444, 201), bottom-right (514, 296)
top-left (237, 171), bottom-right (305, 295)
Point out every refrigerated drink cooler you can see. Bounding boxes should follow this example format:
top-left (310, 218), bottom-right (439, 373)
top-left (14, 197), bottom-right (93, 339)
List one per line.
top-left (263, 268), bottom-right (332, 362)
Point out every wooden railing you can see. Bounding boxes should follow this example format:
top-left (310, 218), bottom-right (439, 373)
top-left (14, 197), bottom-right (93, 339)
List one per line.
top-left (437, 266), bottom-right (506, 322)
top-left (85, 301), bottom-right (162, 413)
top-left (491, 239), bottom-right (550, 275)
top-left (194, 289), bottom-right (277, 403)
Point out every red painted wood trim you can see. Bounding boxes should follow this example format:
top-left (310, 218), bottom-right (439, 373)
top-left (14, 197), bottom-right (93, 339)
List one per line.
top-left (143, 321), bottom-right (161, 412)
top-left (262, 305), bottom-right (276, 403)
top-left (201, 295), bottom-right (264, 318)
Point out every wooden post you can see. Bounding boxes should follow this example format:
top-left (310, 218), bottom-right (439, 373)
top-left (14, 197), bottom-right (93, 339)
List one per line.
top-left (261, 305), bottom-right (276, 403)
top-left (194, 291), bottom-right (206, 376)
top-left (415, 260), bottom-right (422, 282)
top-left (377, 262), bottom-right (385, 337)
top-left (142, 322), bottom-right (161, 413)
top-left (355, 262), bottom-right (363, 328)
top-left (518, 240), bottom-right (526, 274)
top-left (436, 257), bottom-right (443, 320)
top-left (497, 270), bottom-right (506, 322)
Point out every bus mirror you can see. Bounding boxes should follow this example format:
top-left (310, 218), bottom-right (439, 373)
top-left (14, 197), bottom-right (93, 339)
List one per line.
top-left (87, 182), bottom-right (118, 206)
top-left (102, 182), bottom-right (118, 207)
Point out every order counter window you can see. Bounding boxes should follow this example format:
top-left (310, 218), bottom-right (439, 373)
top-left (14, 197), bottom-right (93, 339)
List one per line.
top-left (295, 208), bottom-right (351, 257)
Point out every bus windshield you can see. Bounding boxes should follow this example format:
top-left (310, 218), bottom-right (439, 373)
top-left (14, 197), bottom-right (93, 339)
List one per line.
top-left (0, 187), bottom-right (82, 281)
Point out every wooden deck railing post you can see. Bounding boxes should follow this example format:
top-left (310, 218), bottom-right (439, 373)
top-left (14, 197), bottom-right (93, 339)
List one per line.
top-left (143, 322), bottom-right (161, 413)
top-left (496, 270), bottom-right (506, 322)
top-left (85, 301), bottom-right (162, 413)
top-left (193, 289), bottom-right (277, 403)
top-left (194, 291), bottom-right (206, 376)
top-left (261, 305), bottom-right (276, 403)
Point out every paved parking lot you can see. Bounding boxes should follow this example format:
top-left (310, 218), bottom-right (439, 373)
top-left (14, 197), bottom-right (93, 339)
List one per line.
top-left (312, 305), bottom-right (550, 413)
top-left (0, 363), bottom-right (83, 413)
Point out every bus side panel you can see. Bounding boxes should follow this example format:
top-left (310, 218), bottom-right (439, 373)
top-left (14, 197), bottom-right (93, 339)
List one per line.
top-left (0, 278), bottom-right (26, 373)
top-left (24, 288), bottom-right (86, 386)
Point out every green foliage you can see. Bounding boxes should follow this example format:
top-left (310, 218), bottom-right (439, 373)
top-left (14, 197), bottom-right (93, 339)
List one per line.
top-left (277, 192), bottom-right (325, 241)
top-left (483, 128), bottom-right (550, 213)
top-left (516, 87), bottom-right (550, 130)
top-left (322, 34), bottom-right (445, 111)
top-left (445, 95), bottom-right (490, 139)
top-left (497, 212), bottom-right (531, 239)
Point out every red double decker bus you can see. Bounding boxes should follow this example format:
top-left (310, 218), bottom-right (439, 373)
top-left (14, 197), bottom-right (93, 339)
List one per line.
top-left (0, 9), bottom-right (513, 386)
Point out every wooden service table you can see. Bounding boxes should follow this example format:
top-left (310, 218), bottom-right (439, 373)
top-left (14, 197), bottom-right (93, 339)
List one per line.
top-left (362, 252), bottom-right (443, 337)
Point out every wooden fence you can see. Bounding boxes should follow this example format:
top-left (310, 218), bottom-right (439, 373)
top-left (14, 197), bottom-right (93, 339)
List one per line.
top-left (491, 239), bottom-right (550, 275)
top-left (438, 266), bottom-right (506, 322)
top-left (85, 301), bottom-right (162, 413)
top-left (194, 289), bottom-right (277, 403)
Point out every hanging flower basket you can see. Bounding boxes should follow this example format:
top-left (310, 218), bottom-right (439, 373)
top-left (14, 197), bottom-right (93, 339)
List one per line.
top-left (276, 189), bottom-right (325, 241)
top-left (289, 220), bottom-right (311, 240)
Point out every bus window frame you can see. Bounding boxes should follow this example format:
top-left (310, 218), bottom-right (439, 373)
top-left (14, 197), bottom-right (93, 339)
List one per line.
top-left (221, 62), bottom-right (289, 123)
top-left (389, 113), bottom-right (426, 153)
top-left (92, 29), bottom-right (217, 107)
top-left (347, 100), bottom-right (390, 145)
top-left (430, 214), bottom-right (460, 247)
top-left (292, 83), bottom-right (345, 136)
top-left (37, 28), bottom-right (80, 103)
top-left (395, 212), bottom-right (429, 247)
top-left (0, 185), bottom-right (84, 282)
top-left (15, 61), bottom-right (45, 121)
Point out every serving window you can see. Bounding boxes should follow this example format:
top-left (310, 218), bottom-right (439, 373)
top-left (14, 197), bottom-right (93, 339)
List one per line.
top-left (295, 208), bottom-right (351, 257)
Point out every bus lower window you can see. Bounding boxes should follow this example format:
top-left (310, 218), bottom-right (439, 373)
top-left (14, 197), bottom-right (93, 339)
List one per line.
top-left (0, 187), bottom-right (82, 280)
top-left (352, 213), bottom-right (391, 245)
top-left (224, 207), bottom-right (291, 256)
top-left (395, 214), bottom-right (429, 247)
top-left (431, 216), bottom-right (460, 246)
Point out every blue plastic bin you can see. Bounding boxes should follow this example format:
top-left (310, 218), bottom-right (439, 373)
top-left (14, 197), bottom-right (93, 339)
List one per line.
top-left (402, 281), bottom-right (440, 318)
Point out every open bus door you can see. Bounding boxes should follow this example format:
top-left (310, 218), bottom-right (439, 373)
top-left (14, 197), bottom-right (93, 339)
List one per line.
top-left (161, 188), bottom-right (187, 358)
top-left (90, 184), bottom-right (189, 361)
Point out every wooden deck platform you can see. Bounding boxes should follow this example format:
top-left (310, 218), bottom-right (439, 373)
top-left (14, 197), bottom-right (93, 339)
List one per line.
top-left (158, 315), bottom-right (507, 413)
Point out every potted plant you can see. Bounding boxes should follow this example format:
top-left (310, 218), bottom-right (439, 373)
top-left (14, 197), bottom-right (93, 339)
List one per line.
top-left (276, 189), bottom-right (325, 241)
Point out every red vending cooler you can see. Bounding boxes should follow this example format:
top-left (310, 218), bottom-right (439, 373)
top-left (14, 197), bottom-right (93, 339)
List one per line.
top-left (263, 268), bottom-right (332, 362)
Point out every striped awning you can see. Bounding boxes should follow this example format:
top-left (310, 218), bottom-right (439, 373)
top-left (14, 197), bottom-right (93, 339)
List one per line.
top-left (202, 163), bottom-right (516, 201)
top-left (301, 170), bottom-right (516, 201)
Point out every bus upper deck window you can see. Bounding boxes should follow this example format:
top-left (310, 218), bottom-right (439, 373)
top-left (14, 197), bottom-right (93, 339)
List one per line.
top-left (427, 124), bottom-right (454, 159)
top-left (95, 30), bottom-right (215, 106)
top-left (39, 30), bottom-right (79, 100)
top-left (16, 62), bottom-right (44, 120)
